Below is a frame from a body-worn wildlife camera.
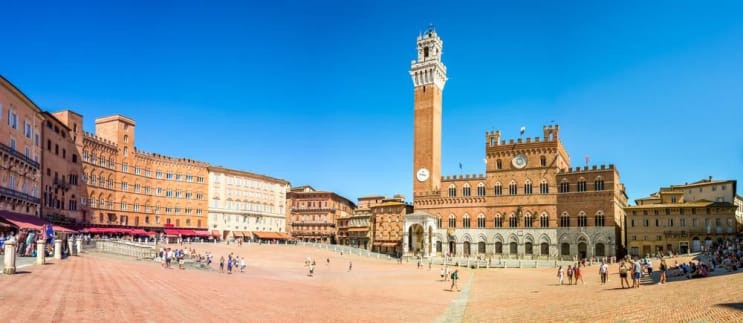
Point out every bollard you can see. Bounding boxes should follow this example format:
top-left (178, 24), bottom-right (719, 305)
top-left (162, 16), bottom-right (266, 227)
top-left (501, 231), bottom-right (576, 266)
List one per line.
top-left (36, 240), bottom-right (46, 265)
top-left (76, 238), bottom-right (82, 256)
top-left (4, 240), bottom-right (17, 274)
top-left (54, 239), bottom-right (62, 260)
top-left (68, 239), bottom-right (75, 256)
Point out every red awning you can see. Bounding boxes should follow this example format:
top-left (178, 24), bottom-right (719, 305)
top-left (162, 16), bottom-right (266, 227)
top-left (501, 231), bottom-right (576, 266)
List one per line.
top-left (180, 229), bottom-right (196, 236)
top-left (164, 229), bottom-right (181, 236)
top-left (211, 230), bottom-right (221, 238)
top-left (253, 231), bottom-right (290, 240)
top-left (0, 211), bottom-right (48, 230)
top-left (192, 230), bottom-right (210, 237)
top-left (53, 225), bottom-right (77, 233)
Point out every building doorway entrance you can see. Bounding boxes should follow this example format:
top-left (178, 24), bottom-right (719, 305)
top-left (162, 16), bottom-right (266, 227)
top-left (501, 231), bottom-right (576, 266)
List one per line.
top-left (408, 224), bottom-right (425, 255)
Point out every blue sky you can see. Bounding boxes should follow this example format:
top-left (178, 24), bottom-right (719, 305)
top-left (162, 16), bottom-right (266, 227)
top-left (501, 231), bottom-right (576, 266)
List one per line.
top-left (2, 1), bottom-right (742, 203)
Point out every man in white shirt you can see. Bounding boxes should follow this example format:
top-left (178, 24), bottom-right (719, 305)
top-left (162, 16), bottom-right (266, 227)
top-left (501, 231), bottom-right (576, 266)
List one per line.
top-left (599, 261), bottom-right (609, 284)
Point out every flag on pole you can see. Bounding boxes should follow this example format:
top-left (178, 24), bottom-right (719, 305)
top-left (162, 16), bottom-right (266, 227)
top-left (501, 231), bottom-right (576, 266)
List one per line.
top-left (459, 162), bottom-right (462, 170)
top-left (520, 126), bottom-right (526, 135)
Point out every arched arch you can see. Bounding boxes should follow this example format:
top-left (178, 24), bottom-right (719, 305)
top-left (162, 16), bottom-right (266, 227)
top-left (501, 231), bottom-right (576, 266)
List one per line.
top-left (448, 184), bottom-right (457, 197)
top-left (478, 233), bottom-right (488, 242)
top-left (492, 233), bottom-right (504, 243)
top-left (538, 233), bottom-right (551, 244)
top-left (477, 182), bottom-right (486, 196)
top-left (462, 233), bottom-right (473, 242)
top-left (462, 183), bottom-right (471, 197)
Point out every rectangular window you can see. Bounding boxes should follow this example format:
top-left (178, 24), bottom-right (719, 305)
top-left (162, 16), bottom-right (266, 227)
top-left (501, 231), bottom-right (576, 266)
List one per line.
top-left (121, 182), bottom-right (128, 191)
top-left (24, 120), bottom-right (32, 138)
top-left (680, 218), bottom-right (686, 227)
top-left (156, 171), bottom-right (163, 179)
top-left (121, 163), bottom-right (128, 173)
top-left (166, 173), bottom-right (173, 180)
top-left (9, 111), bottom-right (18, 129)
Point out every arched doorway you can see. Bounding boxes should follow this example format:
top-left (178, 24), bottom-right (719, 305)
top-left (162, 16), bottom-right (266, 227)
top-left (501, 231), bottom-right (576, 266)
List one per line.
top-left (595, 243), bottom-right (605, 257)
top-left (525, 242), bottom-right (533, 254)
top-left (449, 240), bottom-right (456, 256)
top-left (436, 241), bottom-right (442, 254)
top-left (561, 243), bottom-right (570, 257)
top-left (495, 242), bottom-right (503, 254)
top-left (509, 242), bottom-right (517, 255)
top-left (541, 243), bottom-right (549, 255)
top-left (408, 224), bottom-right (424, 255)
top-left (478, 242), bottom-right (486, 254)
top-left (578, 242), bottom-right (587, 259)
top-left (463, 241), bottom-right (471, 256)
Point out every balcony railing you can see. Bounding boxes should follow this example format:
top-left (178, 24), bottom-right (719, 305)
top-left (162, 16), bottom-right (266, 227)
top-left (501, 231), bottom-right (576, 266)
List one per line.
top-left (291, 221), bottom-right (335, 226)
top-left (0, 186), bottom-right (41, 204)
top-left (291, 207), bottom-right (336, 212)
top-left (53, 178), bottom-right (70, 190)
top-left (0, 142), bottom-right (40, 169)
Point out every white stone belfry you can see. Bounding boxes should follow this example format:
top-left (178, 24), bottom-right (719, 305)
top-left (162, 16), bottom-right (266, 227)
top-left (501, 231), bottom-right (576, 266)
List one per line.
top-left (409, 26), bottom-right (448, 90)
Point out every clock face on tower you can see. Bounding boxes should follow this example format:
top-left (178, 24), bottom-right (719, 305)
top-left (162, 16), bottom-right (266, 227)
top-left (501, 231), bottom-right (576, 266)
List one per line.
top-left (416, 168), bottom-right (430, 182)
top-left (512, 154), bottom-right (528, 169)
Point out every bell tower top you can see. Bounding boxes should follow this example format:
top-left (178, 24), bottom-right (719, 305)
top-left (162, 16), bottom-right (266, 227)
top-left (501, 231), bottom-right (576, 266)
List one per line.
top-left (410, 26), bottom-right (447, 90)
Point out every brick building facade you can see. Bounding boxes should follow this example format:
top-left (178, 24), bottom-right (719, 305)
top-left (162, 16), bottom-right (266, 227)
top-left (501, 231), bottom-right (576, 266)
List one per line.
top-left (76, 114), bottom-right (209, 230)
top-left (404, 28), bottom-right (628, 260)
top-left (40, 111), bottom-right (84, 224)
top-left (286, 186), bottom-right (355, 243)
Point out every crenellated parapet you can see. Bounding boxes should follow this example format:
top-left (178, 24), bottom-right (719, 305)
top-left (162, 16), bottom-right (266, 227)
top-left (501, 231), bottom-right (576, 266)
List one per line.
top-left (441, 173), bottom-right (486, 181)
top-left (563, 164), bottom-right (615, 174)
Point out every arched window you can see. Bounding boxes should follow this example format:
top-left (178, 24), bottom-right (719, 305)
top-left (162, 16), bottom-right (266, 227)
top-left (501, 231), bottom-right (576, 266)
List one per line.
top-left (494, 182), bottom-right (502, 196)
top-left (495, 213), bottom-right (503, 227)
top-left (462, 183), bottom-right (471, 197)
top-left (540, 212), bottom-right (549, 227)
top-left (124, 135), bottom-right (128, 143)
top-left (578, 211), bottom-right (587, 227)
top-left (477, 183), bottom-right (486, 196)
top-left (123, 147), bottom-right (128, 157)
top-left (540, 155), bottom-right (547, 167)
top-left (540, 179), bottom-right (549, 194)
top-left (448, 214), bottom-right (456, 228)
top-left (524, 179), bottom-right (533, 195)
top-left (496, 159), bottom-right (503, 170)
top-left (594, 176), bottom-right (605, 191)
top-left (463, 214), bottom-right (471, 228)
top-left (477, 214), bottom-right (485, 228)
top-left (577, 178), bottom-right (587, 192)
top-left (559, 179), bottom-right (570, 193)
top-left (560, 212), bottom-right (570, 227)
top-left (509, 180), bottom-right (517, 195)
top-left (524, 212), bottom-right (533, 228)
top-left (448, 184), bottom-right (457, 197)
top-left (595, 211), bottom-right (605, 227)
top-left (509, 213), bottom-right (518, 227)
top-left (437, 215), bottom-right (442, 228)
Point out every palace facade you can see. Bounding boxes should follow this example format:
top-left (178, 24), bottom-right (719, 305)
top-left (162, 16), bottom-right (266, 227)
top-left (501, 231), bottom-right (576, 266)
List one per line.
top-left (208, 166), bottom-right (290, 240)
top-left (286, 186), bottom-right (355, 243)
top-left (77, 114), bottom-right (210, 229)
top-left (0, 76), bottom-right (42, 216)
top-left (40, 111), bottom-right (85, 224)
top-left (626, 178), bottom-right (739, 256)
top-left (404, 28), bottom-right (628, 260)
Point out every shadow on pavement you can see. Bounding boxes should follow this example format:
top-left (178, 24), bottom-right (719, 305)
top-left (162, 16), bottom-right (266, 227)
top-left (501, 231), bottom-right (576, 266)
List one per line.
top-left (715, 303), bottom-right (743, 312)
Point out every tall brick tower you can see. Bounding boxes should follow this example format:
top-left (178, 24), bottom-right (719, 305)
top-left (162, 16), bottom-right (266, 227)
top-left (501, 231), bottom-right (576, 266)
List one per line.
top-left (411, 27), bottom-right (447, 196)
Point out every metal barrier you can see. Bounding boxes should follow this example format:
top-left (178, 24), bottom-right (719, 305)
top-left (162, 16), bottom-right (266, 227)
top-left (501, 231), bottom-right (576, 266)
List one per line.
top-left (296, 242), bottom-right (395, 260)
top-left (89, 239), bottom-right (156, 260)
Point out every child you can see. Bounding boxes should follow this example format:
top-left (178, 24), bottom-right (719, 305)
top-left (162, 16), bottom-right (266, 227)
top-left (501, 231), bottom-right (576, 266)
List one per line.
top-left (557, 266), bottom-right (564, 285)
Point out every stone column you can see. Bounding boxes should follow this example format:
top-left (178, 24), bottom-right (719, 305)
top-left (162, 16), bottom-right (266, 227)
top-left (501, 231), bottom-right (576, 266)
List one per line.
top-left (54, 239), bottom-right (62, 260)
top-left (76, 238), bottom-right (82, 256)
top-left (68, 239), bottom-right (75, 256)
top-left (36, 240), bottom-right (46, 265)
top-left (3, 240), bottom-right (17, 274)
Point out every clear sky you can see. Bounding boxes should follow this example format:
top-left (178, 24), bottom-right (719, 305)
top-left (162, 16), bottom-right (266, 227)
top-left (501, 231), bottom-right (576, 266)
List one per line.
top-left (2, 0), bottom-right (742, 204)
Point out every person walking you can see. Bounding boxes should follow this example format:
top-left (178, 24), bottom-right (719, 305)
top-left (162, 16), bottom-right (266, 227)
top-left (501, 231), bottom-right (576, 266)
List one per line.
top-left (567, 265), bottom-right (574, 285)
top-left (450, 269), bottom-right (460, 291)
top-left (599, 261), bottom-right (609, 285)
top-left (659, 257), bottom-right (668, 284)
top-left (348, 261), bottom-right (352, 272)
top-left (557, 266), bottom-right (564, 285)
top-left (574, 263), bottom-right (584, 285)
top-left (440, 266), bottom-right (446, 281)
top-left (219, 256), bottom-right (225, 273)
top-left (632, 258), bottom-right (642, 288)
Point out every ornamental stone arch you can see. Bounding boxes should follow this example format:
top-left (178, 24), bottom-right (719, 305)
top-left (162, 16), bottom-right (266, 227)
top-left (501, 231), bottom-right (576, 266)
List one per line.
top-left (538, 233), bottom-right (551, 244)
top-left (507, 233), bottom-right (519, 244)
top-left (576, 232), bottom-right (591, 245)
top-left (478, 233), bottom-right (488, 242)
top-left (523, 233), bottom-right (535, 244)
top-left (462, 233), bottom-right (473, 242)
top-left (492, 233), bottom-right (504, 243)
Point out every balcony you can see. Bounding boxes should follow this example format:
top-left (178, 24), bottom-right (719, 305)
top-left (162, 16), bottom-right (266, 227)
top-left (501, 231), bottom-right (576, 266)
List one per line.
top-left (0, 186), bottom-right (41, 204)
top-left (53, 178), bottom-right (70, 190)
top-left (290, 221), bottom-right (335, 227)
top-left (0, 142), bottom-right (40, 169)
